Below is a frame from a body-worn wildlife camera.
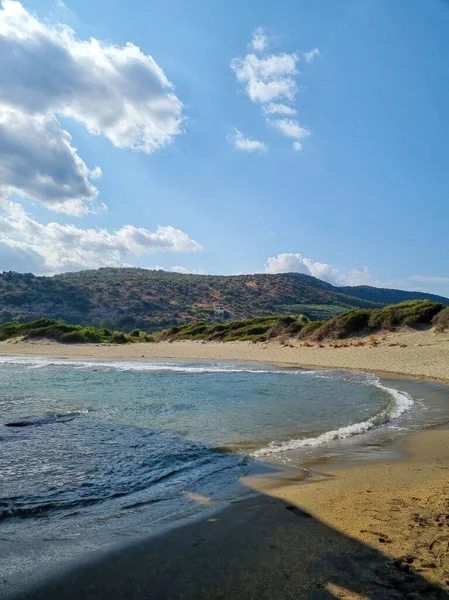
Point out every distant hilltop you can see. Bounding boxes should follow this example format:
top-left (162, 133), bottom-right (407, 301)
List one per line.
top-left (0, 268), bottom-right (448, 333)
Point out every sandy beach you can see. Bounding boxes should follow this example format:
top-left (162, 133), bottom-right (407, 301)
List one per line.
top-left (2, 327), bottom-right (449, 383)
top-left (4, 329), bottom-right (449, 599)
top-left (14, 425), bottom-right (449, 599)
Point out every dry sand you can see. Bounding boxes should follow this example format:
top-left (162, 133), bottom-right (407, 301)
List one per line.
top-left (6, 329), bottom-right (449, 599)
top-left (2, 327), bottom-right (449, 383)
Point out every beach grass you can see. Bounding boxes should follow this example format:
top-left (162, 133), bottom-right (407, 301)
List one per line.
top-left (0, 300), bottom-right (446, 345)
top-left (0, 319), bottom-right (153, 344)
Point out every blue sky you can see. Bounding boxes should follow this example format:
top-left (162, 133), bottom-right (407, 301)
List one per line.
top-left (0, 0), bottom-right (448, 296)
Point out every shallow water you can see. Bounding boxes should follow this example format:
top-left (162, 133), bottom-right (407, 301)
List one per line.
top-left (1, 356), bottom-right (448, 591)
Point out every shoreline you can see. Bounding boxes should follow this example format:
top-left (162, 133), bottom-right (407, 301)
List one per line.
top-left (1, 327), bottom-right (449, 385)
top-left (3, 332), bottom-right (449, 597)
top-left (12, 424), bottom-right (449, 599)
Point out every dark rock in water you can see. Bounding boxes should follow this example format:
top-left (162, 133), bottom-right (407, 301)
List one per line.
top-left (5, 414), bottom-right (75, 427)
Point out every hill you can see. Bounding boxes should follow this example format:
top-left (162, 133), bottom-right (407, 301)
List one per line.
top-left (0, 268), bottom-right (448, 332)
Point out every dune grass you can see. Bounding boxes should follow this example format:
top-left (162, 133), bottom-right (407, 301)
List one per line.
top-left (158, 315), bottom-right (310, 342)
top-left (0, 301), bottom-right (446, 345)
top-left (305, 300), bottom-right (445, 341)
top-left (0, 319), bottom-right (153, 344)
top-left (160, 300), bottom-right (446, 343)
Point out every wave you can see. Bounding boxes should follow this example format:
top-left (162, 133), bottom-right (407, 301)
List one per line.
top-left (252, 374), bottom-right (414, 458)
top-left (0, 355), bottom-right (277, 374)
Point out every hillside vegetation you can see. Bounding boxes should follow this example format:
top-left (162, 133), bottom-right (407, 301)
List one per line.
top-left (0, 268), bottom-right (448, 333)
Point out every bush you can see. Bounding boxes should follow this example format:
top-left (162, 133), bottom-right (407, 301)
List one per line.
top-left (298, 320), bottom-right (326, 339)
top-left (110, 332), bottom-right (127, 344)
top-left (303, 301), bottom-right (446, 342)
top-left (433, 307), bottom-right (449, 333)
top-left (60, 331), bottom-right (86, 343)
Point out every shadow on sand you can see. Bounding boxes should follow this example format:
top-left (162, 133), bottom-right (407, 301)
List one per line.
top-left (11, 463), bottom-right (449, 600)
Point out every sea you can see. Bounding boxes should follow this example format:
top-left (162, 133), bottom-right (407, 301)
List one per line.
top-left (1, 355), bottom-right (449, 594)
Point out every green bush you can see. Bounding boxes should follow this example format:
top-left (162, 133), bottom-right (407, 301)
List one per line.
top-left (60, 331), bottom-right (86, 343)
top-left (305, 301), bottom-right (445, 341)
top-left (298, 320), bottom-right (326, 338)
top-left (110, 332), bottom-right (127, 344)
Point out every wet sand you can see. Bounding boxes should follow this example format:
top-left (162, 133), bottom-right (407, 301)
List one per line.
top-left (11, 426), bottom-right (449, 599)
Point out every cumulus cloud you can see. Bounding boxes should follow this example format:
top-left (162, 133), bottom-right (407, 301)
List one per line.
top-left (231, 29), bottom-right (318, 151)
top-left (227, 128), bottom-right (267, 152)
top-left (264, 252), bottom-right (372, 286)
top-left (170, 266), bottom-right (204, 274)
top-left (231, 52), bottom-right (298, 104)
top-left (0, 0), bottom-right (184, 214)
top-left (0, 1), bottom-right (183, 152)
top-left (250, 27), bottom-right (268, 52)
top-left (292, 141), bottom-right (303, 151)
top-left (0, 200), bottom-right (202, 274)
top-left (0, 107), bottom-right (101, 215)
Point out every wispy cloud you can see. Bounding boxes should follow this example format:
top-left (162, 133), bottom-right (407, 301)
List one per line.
top-left (250, 27), bottom-right (268, 52)
top-left (231, 28), bottom-right (319, 151)
top-left (302, 48), bottom-right (320, 63)
top-left (271, 119), bottom-right (310, 140)
top-left (262, 103), bottom-right (297, 116)
top-left (227, 128), bottom-right (267, 152)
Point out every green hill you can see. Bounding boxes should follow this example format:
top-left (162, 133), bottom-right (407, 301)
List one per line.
top-left (0, 268), bottom-right (447, 333)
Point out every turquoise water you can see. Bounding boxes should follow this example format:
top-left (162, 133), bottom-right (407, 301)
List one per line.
top-left (1, 355), bottom-right (415, 526)
top-left (3, 355), bottom-right (449, 592)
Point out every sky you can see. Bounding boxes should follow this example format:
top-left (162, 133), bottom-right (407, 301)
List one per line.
top-left (0, 0), bottom-right (448, 296)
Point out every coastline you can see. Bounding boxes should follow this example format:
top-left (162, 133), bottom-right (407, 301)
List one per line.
top-left (1, 327), bottom-right (449, 384)
top-left (3, 331), bottom-right (449, 598)
top-left (13, 425), bottom-right (449, 599)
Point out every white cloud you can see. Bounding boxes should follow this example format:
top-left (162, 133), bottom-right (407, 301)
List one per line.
top-left (271, 118), bottom-right (310, 140)
top-left (170, 266), bottom-right (204, 274)
top-left (292, 141), bottom-right (303, 151)
top-left (0, 1), bottom-right (183, 152)
top-left (302, 48), bottom-right (320, 63)
top-left (0, 200), bottom-right (202, 274)
top-left (227, 128), bottom-right (267, 152)
top-left (231, 52), bottom-right (298, 104)
top-left (262, 103), bottom-right (297, 116)
top-left (265, 253), bottom-right (310, 275)
top-left (231, 30), bottom-right (319, 152)
top-left (264, 252), bottom-right (372, 286)
top-left (0, 106), bottom-right (101, 215)
top-left (0, 1), bottom-right (184, 214)
top-left (250, 27), bottom-right (268, 52)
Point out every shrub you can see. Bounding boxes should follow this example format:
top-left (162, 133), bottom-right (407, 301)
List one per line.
top-left (110, 332), bottom-right (127, 344)
top-left (298, 320), bottom-right (326, 339)
top-left (60, 331), bottom-right (86, 343)
top-left (433, 307), bottom-right (449, 333)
